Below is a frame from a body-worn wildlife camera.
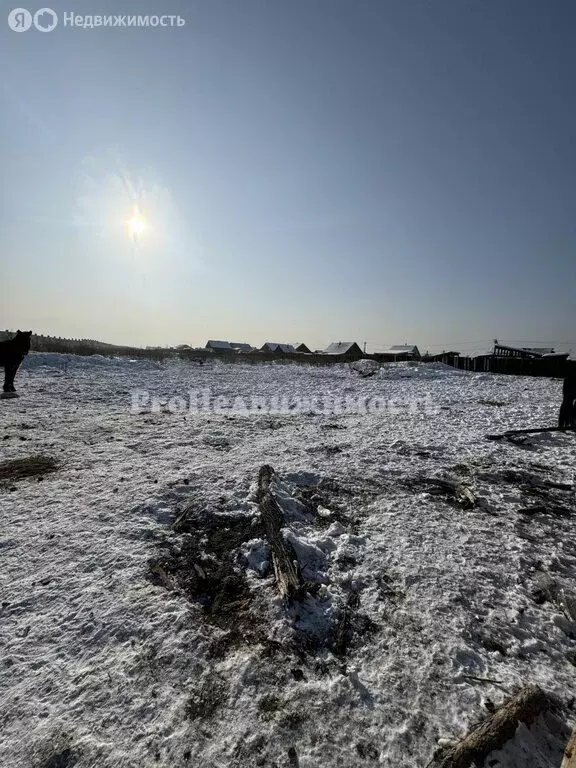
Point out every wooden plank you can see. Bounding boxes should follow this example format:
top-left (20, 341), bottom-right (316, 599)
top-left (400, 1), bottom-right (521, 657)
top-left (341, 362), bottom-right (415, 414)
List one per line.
top-left (430, 684), bottom-right (549, 768)
top-left (257, 465), bottom-right (303, 601)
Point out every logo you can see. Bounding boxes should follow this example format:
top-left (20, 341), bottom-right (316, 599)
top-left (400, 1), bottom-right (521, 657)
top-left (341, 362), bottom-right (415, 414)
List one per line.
top-left (8, 8), bottom-right (32, 31)
top-left (7, 7), bottom-right (58, 31)
top-left (34, 7), bottom-right (58, 31)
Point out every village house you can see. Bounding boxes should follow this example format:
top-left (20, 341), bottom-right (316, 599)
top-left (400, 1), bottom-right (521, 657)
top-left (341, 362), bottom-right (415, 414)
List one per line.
top-left (260, 343), bottom-right (297, 354)
top-left (323, 341), bottom-right (364, 361)
top-left (373, 344), bottom-right (421, 362)
top-left (205, 340), bottom-right (232, 352)
top-left (425, 350), bottom-right (461, 363)
top-left (493, 342), bottom-right (555, 359)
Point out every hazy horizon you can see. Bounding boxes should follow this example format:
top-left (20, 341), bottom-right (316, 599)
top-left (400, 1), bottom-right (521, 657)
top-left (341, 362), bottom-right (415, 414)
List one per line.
top-left (2, 0), bottom-right (575, 357)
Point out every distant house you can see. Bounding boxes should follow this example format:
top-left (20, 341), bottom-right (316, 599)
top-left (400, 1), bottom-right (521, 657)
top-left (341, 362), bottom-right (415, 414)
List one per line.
top-left (230, 342), bottom-right (253, 352)
top-left (206, 340), bottom-right (232, 352)
top-left (426, 350), bottom-right (460, 363)
top-left (374, 344), bottom-right (421, 362)
top-left (493, 343), bottom-right (554, 359)
top-left (295, 343), bottom-right (312, 354)
top-left (261, 343), bottom-right (297, 354)
top-left (323, 342), bottom-right (364, 360)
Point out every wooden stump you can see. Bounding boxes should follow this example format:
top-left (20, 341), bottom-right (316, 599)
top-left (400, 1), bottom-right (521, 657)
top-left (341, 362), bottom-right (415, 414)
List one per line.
top-left (257, 465), bottom-right (303, 601)
top-left (431, 684), bottom-right (549, 768)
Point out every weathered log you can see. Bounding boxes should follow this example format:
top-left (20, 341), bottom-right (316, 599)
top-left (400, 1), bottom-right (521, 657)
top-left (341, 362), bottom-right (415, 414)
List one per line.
top-left (431, 684), bottom-right (549, 768)
top-left (257, 465), bottom-right (303, 601)
top-left (562, 723), bottom-right (576, 768)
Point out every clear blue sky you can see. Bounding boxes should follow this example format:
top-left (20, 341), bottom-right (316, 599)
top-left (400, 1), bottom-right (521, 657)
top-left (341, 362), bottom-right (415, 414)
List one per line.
top-left (1, 0), bottom-right (575, 354)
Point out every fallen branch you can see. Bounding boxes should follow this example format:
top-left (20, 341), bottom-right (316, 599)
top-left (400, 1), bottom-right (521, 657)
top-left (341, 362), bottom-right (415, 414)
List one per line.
top-left (257, 465), bottom-right (303, 601)
top-left (462, 674), bottom-right (504, 685)
top-left (430, 684), bottom-right (549, 768)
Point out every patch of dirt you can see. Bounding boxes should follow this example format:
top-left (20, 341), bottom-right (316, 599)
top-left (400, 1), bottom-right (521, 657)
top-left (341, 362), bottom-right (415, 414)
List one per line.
top-left (479, 468), bottom-right (573, 512)
top-left (28, 734), bottom-right (77, 768)
top-left (186, 673), bottom-right (228, 720)
top-left (375, 570), bottom-right (406, 609)
top-left (305, 443), bottom-right (347, 456)
top-left (257, 694), bottom-right (285, 719)
top-left (0, 455), bottom-right (59, 485)
top-left (149, 535), bottom-right (253, 631)
top-left (149, 508), bottom-right (268, 651)
top-left (298, 478), bottom-right (365, 532)
top-left (403, 475), bottom-right (476, 509)
top-left (41, 749), bottom-right (77, 768)
top-left (478, 468), bottom-right (571, 490)
top-left (356, 741), bottom-right (379, 761)
top-left (172, 504), bottom-right (263, 547)
top-left (150, 473), bottom-right (377, 671)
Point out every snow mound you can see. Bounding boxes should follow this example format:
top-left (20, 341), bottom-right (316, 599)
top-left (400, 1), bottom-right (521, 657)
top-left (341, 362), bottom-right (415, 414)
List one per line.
top-left (350, 359), bottom-right (380, 377)
top-left (377, 361), bottom-right (467, 380)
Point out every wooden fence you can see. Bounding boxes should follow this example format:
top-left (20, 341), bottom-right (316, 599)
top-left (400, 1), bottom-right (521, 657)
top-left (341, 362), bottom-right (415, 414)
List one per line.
top-left (179, 350), bottom-right (364, 366)
top-left (443, 355), bottom-right (576, 379)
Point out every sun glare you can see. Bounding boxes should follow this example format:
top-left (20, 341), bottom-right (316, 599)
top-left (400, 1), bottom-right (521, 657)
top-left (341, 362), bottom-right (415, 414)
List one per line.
top-left (129, 216), bottom-right (145, 235)
top-left (127, 205), bottom-right (146, 240)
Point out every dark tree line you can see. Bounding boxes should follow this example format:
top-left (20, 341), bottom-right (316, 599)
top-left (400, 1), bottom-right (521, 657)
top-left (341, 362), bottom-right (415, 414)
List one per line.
top-left (0, 331), bottom-right (175, 361)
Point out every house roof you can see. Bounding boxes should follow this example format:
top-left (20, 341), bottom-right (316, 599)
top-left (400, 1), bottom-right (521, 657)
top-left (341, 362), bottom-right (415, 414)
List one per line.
top-left (522, 347), bottom-right (555, 355)
top-left (323, 342), bottom-right (362, 355)
top-left (206, 340), bottom-right (232, 350)
top-left (263, 343), bottom-right (296, 353)
top-left (376, 345), bottom-right (420, 356)
top-left (229, 342), bottom-right (253, 352)
top-left (493, 343), bottom-right (552, 358)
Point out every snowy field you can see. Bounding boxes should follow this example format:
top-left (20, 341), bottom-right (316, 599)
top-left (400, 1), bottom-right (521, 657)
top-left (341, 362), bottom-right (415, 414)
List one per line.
top-left (1, 354), bottom-right (575, 768)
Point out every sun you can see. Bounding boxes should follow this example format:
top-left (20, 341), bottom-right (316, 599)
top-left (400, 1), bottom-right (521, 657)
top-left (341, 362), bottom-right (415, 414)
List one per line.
top-left (129, 216), bottom-right (145, 236)
top-left (126, 205), bottom-right (146, 239)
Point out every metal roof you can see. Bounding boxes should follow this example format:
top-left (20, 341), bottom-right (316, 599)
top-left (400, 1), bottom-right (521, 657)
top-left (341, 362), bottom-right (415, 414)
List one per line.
top-left (323, 342), bottom-right (362, 355)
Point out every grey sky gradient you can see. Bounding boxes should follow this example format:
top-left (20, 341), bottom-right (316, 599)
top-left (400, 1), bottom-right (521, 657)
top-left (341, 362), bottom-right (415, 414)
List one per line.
top-left (1, 0), bottom-right (575, 354)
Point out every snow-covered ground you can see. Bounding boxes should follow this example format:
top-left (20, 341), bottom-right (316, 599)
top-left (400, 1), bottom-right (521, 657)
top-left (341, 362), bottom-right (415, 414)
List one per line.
top-left (1, 354), bottom-right (575, 767)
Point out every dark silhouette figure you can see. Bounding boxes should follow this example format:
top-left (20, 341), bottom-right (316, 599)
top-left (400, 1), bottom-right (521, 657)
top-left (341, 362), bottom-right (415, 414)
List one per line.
top-left (558, 376), bottom-right (576, 429)
top-left (0, 330), bottom-right (32, 394)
